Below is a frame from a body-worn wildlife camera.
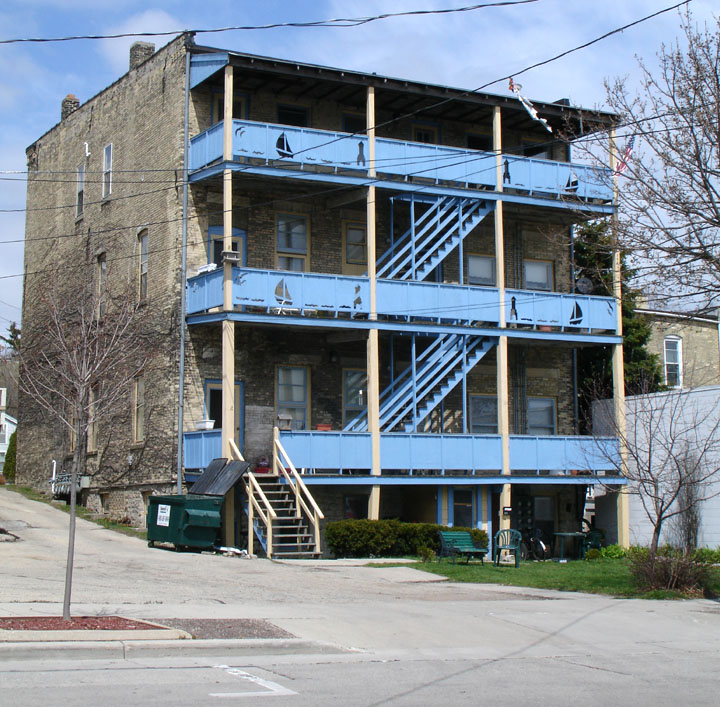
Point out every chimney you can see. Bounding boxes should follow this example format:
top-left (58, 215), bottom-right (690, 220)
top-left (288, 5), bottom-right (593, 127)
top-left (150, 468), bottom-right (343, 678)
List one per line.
top-left (129, 42), bottom-right (155, 71)
top-left (61, 94), bottom-right (80, 120)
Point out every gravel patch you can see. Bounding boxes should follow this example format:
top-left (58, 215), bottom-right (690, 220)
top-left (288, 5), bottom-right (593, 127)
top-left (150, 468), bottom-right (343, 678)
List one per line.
top-left (147, 618), bottom-right (295, 639)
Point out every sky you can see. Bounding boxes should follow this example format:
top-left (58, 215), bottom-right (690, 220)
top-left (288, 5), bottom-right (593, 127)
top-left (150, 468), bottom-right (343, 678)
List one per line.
top-left (0, 0), bottom-right (717, 338)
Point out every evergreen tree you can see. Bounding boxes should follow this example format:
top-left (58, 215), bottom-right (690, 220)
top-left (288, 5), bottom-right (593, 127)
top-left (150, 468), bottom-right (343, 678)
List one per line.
top-left (574, 221), bottom-right (662, 430)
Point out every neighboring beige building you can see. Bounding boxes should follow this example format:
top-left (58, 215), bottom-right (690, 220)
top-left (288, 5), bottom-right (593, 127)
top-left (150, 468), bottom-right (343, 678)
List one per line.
top-left (18, 34), bottom-right (627, 556)
top-left (638, 308), bottom-right (720, 389)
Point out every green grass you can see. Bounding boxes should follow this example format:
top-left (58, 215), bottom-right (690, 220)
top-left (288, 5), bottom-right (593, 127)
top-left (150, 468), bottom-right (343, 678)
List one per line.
top-left (4, 484), bottom-right (147, 540)
top-left (411, 557), bottom-right (720, 599)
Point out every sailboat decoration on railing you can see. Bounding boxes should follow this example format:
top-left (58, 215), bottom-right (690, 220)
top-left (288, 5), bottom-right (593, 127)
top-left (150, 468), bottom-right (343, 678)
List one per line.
top-left (276, 132), bottom-right (293, 158)
top-left (274, 278), bottom-right (293, 306)
top-left (569, 301), bottom-right (583, 325)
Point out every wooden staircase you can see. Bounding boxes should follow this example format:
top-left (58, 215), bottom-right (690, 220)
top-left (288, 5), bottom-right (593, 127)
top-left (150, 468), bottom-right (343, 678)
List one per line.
top-left (251, 476), bottom-right (320, 559)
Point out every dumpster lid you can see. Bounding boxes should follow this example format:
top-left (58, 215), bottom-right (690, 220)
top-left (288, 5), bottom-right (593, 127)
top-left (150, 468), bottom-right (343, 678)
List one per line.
top-left (190, 459), bottom-right (250, 496)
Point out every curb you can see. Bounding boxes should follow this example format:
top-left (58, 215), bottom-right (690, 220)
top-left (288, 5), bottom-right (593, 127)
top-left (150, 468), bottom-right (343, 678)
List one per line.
top-left (0, 637), bottom-right (351, 661)
top-left (0, 628), bottom-right (190, 643)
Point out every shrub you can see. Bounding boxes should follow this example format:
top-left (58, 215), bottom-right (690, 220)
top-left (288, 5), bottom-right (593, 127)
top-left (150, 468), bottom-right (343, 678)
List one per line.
top-left (417, 546), bottom-right (435, 563)
top-left (584, 548), bottom-right (602, 561)
top-left (692, 547), bottom-right (720, 564)
top-left (3, 430), bottom-right (16, 482)
top-left (601, 544), bottom-right (627, 559)
top-left (629, 550), bottom-right (710, 594)
top-left (324, 519), bottom-right (488, 558)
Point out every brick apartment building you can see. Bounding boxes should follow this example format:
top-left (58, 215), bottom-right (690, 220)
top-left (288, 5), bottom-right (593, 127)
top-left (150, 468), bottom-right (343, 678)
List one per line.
top-left (18, 34), bottom-right (628, 556)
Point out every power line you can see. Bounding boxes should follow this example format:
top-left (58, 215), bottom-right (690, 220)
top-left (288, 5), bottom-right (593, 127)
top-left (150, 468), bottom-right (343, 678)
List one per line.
top-left (0, 2), bottom-right (541, 44)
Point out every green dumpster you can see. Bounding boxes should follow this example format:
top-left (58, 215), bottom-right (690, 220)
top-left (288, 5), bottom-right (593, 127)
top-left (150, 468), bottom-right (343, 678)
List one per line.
top-left (147, 495), bottom-right (222, 550)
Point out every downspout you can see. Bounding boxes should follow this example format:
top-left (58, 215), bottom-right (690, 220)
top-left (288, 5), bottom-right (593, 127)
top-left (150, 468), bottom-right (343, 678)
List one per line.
top-left (570, 222), bottom-right (579, 434)
top-left (176, 40), bottom-right (191, 493)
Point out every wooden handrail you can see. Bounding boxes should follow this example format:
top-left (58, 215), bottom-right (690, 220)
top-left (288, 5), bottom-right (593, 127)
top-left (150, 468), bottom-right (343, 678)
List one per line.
top-left (229, 438), bottom-right (245, 461)
top-left (274, 431), bottom-right (325, 519)
top-left (245, 470), bottom-right (277, 557)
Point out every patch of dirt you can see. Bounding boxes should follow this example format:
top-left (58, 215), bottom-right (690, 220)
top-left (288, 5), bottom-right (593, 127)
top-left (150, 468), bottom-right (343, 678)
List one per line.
top-left (0, 616), bottom-right (164, 631)
top-left (0, 616), bottom-right (295, 638)
top-left (146, 618), bottom-right (295, 639)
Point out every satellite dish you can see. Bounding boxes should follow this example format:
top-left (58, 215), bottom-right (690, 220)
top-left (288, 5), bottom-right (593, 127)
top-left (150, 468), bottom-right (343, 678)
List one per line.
top-left (576, 276), bottom-right (593, 294)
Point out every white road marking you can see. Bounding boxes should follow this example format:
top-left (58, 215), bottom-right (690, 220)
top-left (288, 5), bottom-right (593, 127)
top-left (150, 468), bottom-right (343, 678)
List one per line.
top-left (210, 665), bottom-right (297, 698)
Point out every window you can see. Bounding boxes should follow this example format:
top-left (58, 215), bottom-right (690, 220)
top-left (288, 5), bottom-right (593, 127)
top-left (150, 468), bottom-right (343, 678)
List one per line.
top-left (524, 260), bottom-right (553, 291)
top-left (137, 230), bottom-right (149, 300)
top-left (212, 93), bottom-right (246, 124)
top-left (343, 369), bottom-right (367, 426)
top-left (87, 386), bottom-right (98, 453)
top-left (343, 221), bottom-right (367, 271)
top-left (96, 253), bottom-right (107, 318)
top-left (664, 337), bottom-right (682, 388)
top-left (277, 366), bottom-right (309, 430)
top-left (102, 143), bottom-right (112, 198)
top-left (342, 113), bottom-right (366, 134)
top-left (522, 140), bottom-right (551, 160)
top-left (76, 163), bottom-right (85, 218)
top-left (452, 488), bottom-right (473, 528)
top-left (469, 395), bottom-right (498, 434)
top-left (412, 124), bottom-right (438, 144)
top-left (204, 380), bottom-right (243, 446)
top-left (467, 133), bottom-right (493, 152)
top-left (133, 377), bottom-right (145, 443)
top-left (468, 255), bottom-right (496, 287)
top-left (276, 214), bottom-right (309, 271)
top-left (277, 104), bottom-right (309, 127)
top-left (527, 398), bottom-right (556, 436)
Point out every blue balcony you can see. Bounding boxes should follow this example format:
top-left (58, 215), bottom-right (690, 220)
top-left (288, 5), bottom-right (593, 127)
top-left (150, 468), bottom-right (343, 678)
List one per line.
top-left (186, 267), bottom-right (618, 334)
top-left (278, 430), bottom-right (620, 475)
top-left (189, 119), bottom-right (613, 204)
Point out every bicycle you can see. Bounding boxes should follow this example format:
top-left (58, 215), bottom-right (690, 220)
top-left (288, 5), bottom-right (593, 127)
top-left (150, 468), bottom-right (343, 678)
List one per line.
top-left (518, 528), bottom-right (552, 561)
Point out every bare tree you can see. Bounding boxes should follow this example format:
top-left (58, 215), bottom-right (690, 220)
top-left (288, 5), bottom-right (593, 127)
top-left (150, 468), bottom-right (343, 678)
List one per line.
top-left (19, 265), bottom-right (157, 620)
top-left (594, 387), bottom-right (720, 554)
top-left (599, 12), bottom-right (720, 311)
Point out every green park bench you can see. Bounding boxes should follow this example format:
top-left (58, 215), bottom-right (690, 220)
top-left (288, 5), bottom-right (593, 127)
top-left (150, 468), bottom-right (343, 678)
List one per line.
top-left (438, 530), bottom-right (488, 564)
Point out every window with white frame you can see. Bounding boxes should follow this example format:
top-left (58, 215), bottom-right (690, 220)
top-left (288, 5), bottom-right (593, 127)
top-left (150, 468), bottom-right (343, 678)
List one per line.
top-left (277, 366), bottom-right (309, 430)
top-left (524, 259), bottom-right (553, 291)
top-left (470, 395), bottom-right (498, 434)
top-left (412, 124), bottom-right (438, 144)
top-left (527, 397), bottom-right (556, 435)
top-left (96, 253), bottom-right (107, 318)
top-left (343, 369), bottom-right (367, 426)
top-left (133, 377), bottom-right (145, 442)
top-left (76, 163), bottom-right (85, 218)
top-left (664, 337), bottom-right (682, 388)
top-left (276, 214), bottom-right (308, 271)
top-left (468, 255), bottom-right (496, 287)
top-left (102, 143), bottom-right (112, 198)
top-left (137, 230), bottom-right (149, 301)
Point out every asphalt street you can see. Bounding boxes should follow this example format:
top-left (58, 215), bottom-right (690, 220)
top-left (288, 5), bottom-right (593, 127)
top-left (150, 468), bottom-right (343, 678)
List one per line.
top-left (2, 487), bottom-right (720, 706)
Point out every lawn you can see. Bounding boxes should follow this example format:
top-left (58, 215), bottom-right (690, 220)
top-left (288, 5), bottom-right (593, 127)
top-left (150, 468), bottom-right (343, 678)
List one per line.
top-left (414, 557), bottom-right (720, 599)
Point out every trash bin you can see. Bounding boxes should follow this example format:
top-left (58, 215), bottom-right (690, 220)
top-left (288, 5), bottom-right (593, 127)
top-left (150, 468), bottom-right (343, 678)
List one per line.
top-left (147, 494), bottom-right (222, 550)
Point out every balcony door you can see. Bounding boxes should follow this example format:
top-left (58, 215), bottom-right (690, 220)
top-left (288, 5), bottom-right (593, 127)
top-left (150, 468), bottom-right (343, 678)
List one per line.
top-left (205, 380), bottom-right (244, 450)
top-left (208, 226), bottom-right (246, 267)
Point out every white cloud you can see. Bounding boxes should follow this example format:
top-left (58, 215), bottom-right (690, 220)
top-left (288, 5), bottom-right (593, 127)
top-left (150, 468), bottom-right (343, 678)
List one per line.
top-left (99, 9), bottom-right (183, 76)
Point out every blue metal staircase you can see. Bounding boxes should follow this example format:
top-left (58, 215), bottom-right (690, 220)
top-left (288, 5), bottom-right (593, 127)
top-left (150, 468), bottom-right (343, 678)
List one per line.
top-left (377, 196), bottom-right (493, 281)
top-left (345, 334), bottom-right (497, 433)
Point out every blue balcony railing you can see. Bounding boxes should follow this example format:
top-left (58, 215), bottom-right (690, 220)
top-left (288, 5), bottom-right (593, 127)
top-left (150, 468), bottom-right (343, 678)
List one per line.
top-left (189, 119), bottom-right (612, 202)
top-left (184, 429), bottom-right (221, 469)
top-left (278, 430), bottom-right (620, 474)
top-left (186, 267), bottom-right (617, 332)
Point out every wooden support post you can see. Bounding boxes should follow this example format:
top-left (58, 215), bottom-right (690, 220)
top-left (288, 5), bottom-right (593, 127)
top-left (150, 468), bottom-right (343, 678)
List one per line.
top-left (493, 106), bottom-right (512, 530)
top-left (366, 84), bottom-right (381, 520)
top-left (609, 127), bottom-right (630, 547)
top-left (221, 64), bottom-right (236, 542)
